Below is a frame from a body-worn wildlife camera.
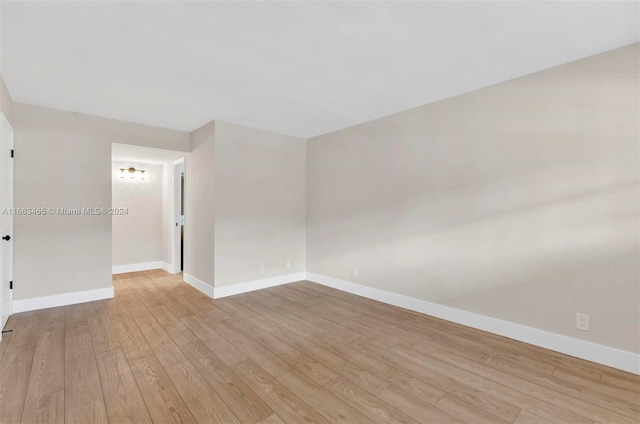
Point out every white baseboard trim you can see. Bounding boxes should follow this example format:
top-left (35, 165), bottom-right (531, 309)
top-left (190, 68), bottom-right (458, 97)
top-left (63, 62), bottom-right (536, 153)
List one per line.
top-left (213, 272), bottom-right (306, 299)
top-left (161, 261), bottom-right (177, 274)
top-left (13, 286), bottom-right (114, 314)
top-left (183, 272), bottom-right (215, 298)
top-left (112, 261), bottom-right (163, 274)
top-left (305, 272), bottom-right (640, 375)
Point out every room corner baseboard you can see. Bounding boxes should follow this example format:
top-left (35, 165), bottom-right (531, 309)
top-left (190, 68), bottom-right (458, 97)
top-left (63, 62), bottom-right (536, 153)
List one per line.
top-left (161, 261), bottom-right (177, 274)
top-left (112, 261), bottom-right (163, 274)
top-left (183, 273), bottom-right (215, 298)
top-left (305, 272), bottom-right (640, 375)
top-left (12, 286), bottom-right (114, 314)
top-left (213, 272), bottom-right (306, 299)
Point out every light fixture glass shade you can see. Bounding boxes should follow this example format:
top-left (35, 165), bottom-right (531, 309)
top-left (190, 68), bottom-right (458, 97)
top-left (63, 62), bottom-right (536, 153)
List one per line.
top-left (118, 166), bottom-right (147, 180)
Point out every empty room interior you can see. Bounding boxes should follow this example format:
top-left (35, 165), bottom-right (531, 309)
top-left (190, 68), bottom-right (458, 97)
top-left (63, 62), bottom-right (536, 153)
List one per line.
top-left (0, 2), bottom-right (639, 424)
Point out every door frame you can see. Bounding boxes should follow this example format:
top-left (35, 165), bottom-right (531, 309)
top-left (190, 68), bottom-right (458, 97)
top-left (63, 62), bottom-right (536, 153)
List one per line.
top-left (171, 157), bottom-right (185, 274)
top-left (0, 112), bottom-right (14, 335)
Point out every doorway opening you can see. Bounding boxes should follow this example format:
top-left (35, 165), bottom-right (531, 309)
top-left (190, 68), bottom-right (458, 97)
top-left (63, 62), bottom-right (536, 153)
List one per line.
top-left (172, 158), bottom-right (185, 274)
top-left (111, 143), bottom-right (185, 276)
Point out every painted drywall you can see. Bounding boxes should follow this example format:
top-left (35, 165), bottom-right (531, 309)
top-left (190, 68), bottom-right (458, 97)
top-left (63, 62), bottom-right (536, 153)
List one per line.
top-left (0, 74), bottom-right (12, 122)
top-left (11, 103), bottom-right (190, 300)
top-left (214, 121), bottom-right (306, 287)
top-left (184, 121), bottom-right (215, 286)
top-left (307, 44), bottom-right (640, 354)
top-left (112, 162), bottom-right (163, 266)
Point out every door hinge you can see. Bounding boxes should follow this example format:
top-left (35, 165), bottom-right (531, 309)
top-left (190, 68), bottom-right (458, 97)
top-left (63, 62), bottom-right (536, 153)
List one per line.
top-left (10, 149), bottom-right (14, 158)
top-left (9, 281), bottom-right (12, 290)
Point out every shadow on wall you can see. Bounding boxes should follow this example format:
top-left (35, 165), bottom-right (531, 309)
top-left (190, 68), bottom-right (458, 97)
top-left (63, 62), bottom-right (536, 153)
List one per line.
top-left (307, 178), bottom-right (640, 353)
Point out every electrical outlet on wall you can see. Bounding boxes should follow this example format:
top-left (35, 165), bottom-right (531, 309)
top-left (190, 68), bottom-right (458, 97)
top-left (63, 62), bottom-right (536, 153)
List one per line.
top-left (351, 268), bottom-right (358, 279)
top-left (286, 261), bottom-right (291, 270)
top-left (576, 313), bottom-right (589, 331)
top-left (259, 264), bottom-right (265, 274)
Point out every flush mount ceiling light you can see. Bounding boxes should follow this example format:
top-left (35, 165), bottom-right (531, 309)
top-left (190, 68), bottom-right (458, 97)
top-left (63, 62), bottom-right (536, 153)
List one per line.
top-left (119, 167), bottom-right (146, 179)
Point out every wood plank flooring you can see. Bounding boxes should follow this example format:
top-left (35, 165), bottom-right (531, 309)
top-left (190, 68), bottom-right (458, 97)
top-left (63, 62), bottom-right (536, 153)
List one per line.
top-left (1, 270), bottom-right (638, 423)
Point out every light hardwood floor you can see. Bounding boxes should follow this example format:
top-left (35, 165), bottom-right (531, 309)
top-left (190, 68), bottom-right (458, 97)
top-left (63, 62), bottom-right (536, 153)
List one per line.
top-left (1, 270), bottom-right (638, 423)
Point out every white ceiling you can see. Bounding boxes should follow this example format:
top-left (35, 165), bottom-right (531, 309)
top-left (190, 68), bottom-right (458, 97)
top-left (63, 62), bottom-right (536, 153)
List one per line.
top-left (112, 143), bottom-right (185, 165)
top-left (2, 1), bottom-right (638, 138)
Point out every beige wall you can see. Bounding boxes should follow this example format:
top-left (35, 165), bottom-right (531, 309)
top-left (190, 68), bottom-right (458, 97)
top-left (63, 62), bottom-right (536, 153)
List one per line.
top-left (112, 162), bottom-right (163, 266)
top-left (184, 121), bottom-right (215, 285)
top-left (214, 121), bottom-right (306, 287)
top-left (307, 44), bottom-right (640, 353)
top-left (12, 103), bottom-right (190, 300)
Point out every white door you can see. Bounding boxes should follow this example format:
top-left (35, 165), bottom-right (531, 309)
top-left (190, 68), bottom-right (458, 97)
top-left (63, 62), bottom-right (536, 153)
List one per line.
top-left (0, 112), bottom-right (14, 331)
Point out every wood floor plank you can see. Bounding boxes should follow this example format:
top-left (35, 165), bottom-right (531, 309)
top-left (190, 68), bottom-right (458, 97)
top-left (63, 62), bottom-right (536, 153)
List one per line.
top-left (0, 348), bottom-right (36, 424)
top-left (110, 312), bottom-right (154, 361)
top-left (14, 310), bottom-right (43, 328)
top-left (481, 353), bottom-right (640, 414)
top-left (231, 359), bottom-right (331, 424)
top-left (603, 367), bottom-right (640, 383)
top-left (3, 318), bottom-right (40, 355)
top-left (206, 319), bottom-right (292, 376)
top-left (148, 304), bottom-right (199, 346)
top-left (238, 322), bottom-right (338, 386)
top-left (237, 293), bottom-right (318, 337)
top-left (513, 409), bottom-right (556, 424)
top-left (434, 394), bottom-right (508, 424)
top-left (95, 348), bottom-right (138, 397)
top-left (135, 314), bottom-right (188, 367)
top-left (103, 389), bottom-right (154, 424)
top-left (257, 414), bottom-right (287, 424)
top-left (405, 348), bottom-right (591, 424)
top-left (65, 399), bottom-right (108, 424)
top-left (180, 315), bottom-right (247, 366)
top-left (214, 298), bottom-right (281, 333)
top-left (88, 308), bottom-right (121, 353)
top-left (262, 292), bottom-right (362, 343)
top-left (21, 389), bottom-right (65, 424)
top-left (324, 377), bottom-right (419, 424)
top-left (22, 327), bottom-right (65, 423)
top-left (552, 368), bottom-right (640, 405)
top-left (311, 335), bottom-right (445, 405)
top-left (354, 340), bottom-right (557, 424)
top-left (277, 369), bottom-right (374, 424)
top-left (152, 291), bottom-right (195, 319)
top-left (129, 354), bottom-right (197, 424)
top-left (376, 385), bottom-right (462, 424)
top-left (274, 330), bottom-right (390, 395)
top-left (65, 327), bottom-right (103, 410)
top-left (121, 300), bottom-right (153, 320)
top-left (190, 299), bottom-right (231, 322)
top-left (431, 349), bottom-right (637, 423)
top-left (601, 371), bottom-right (640, 392)
top-left (399, 318), bottom-right (606, 379)
top-left (180, 340), bottom-right (273, 424)
top-left (165, 360), bottom-right (241, 424)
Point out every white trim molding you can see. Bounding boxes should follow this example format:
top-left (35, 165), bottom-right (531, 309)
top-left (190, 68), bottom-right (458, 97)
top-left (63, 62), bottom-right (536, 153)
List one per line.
top-left (13, 286), bottom-right (114, 313)
top-left (161, 261), bottom-right (177, 274)
top-left (305, 272), bottom-right (640, 375)
top-left (112, 261), bottom-right (163, 274)
top-left (213, 272), bottom-right (306, 299)
top-left (183, 272), bottom-right (214, 298)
